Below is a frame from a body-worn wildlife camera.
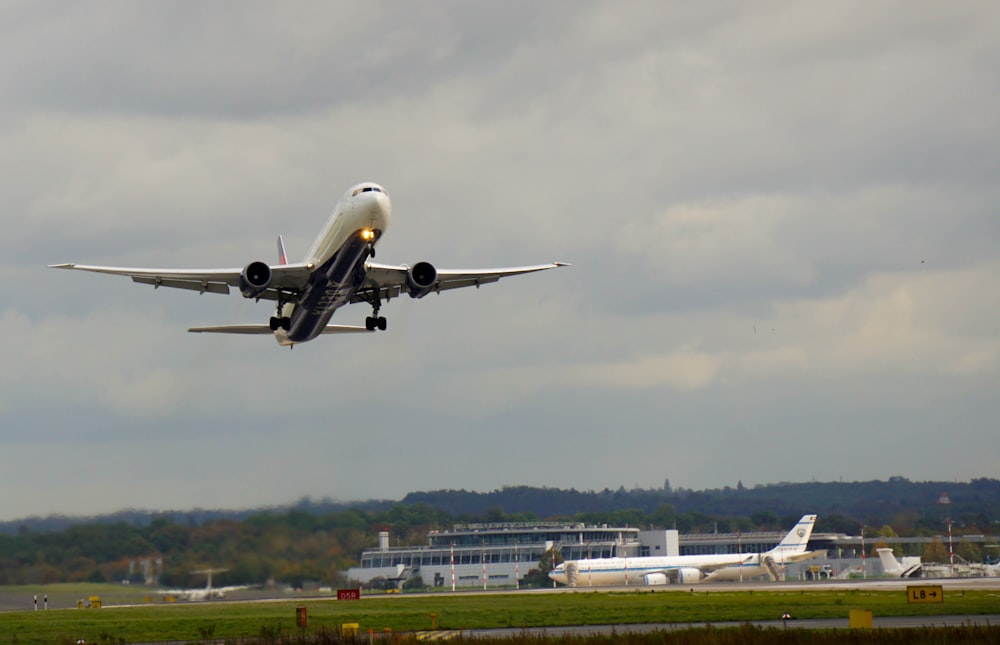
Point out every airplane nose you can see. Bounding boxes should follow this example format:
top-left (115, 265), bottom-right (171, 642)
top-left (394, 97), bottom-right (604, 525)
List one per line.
top-left (358, 190), bottom-right (391, 228)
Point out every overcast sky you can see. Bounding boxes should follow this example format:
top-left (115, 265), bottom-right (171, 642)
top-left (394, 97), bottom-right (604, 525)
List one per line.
top-left (2, 2), bottom-right (998, 521)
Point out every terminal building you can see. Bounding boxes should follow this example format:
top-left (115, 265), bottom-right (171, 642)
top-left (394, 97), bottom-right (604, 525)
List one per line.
top-left (347, 521), bottom-right (999, 588)
top-left (347, 522), bottom-right (643, 589)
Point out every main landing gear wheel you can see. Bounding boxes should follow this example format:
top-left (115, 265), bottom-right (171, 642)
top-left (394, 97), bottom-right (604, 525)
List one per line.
top-left (269, 316), bottom-right (291, 331)
top-left (271, 292), bottom-right (293, 331)
top-left (362, 288), bottom-right (386, 331)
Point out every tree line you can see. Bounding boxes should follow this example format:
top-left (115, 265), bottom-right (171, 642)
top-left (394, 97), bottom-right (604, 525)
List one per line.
top-left (403, 478), bottom-right (1000, 530)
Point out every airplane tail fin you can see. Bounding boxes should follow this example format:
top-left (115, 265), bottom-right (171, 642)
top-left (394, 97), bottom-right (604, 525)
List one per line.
top-left (766, 514), bottom-right (817, 561)
top-left (277, 235), bottom-right (288, 265)
top-left (877, 547), bottom-right (922, 577)
top-left (876, 548), bottom-right (902, 575)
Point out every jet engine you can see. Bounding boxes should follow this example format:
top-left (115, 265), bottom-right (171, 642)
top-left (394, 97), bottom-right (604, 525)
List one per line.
top-left (643, 573), bottom-right (668, 586)
top-left (405, 261), bottom-right (437, 298)
top-left (239, 261), bottom-right (272, 299)
top-left (675, 568), bottom-right (703, 584)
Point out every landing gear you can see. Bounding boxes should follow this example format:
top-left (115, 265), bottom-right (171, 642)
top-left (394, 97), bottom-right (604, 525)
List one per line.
top-left (270, 292), bottom-right (292, 331)
top-left (362, 289), bottom-right (387, 331)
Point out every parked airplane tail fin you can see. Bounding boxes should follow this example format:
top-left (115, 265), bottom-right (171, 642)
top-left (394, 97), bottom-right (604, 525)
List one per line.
top-left (766, 514), bottom-right (817, 560)
top-left (876, 547), bottom-right (922, 577)
top-left (877, 547), bottom-right (902, 575)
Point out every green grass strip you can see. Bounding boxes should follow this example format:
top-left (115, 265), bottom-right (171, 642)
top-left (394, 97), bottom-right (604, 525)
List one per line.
top-left (1, 587), bottom-right (997, 644)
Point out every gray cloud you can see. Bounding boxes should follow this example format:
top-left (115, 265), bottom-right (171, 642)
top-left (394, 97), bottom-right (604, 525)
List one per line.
top-left (1, 2), bottom-right (998, 520)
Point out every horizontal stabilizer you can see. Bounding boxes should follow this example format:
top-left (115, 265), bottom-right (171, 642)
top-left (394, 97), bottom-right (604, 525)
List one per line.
top-left (188, 324), bottom-right (372, 335)
top-left (319, 324), bottom-right (372, 334)
top-left (189, 325), bottom-right (274, 334)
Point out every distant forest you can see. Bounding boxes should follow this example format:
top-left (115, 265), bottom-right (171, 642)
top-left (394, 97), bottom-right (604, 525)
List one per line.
top-left (0, 478), bottom-right (996, 587)
top-left (401, 477), bottom-right (999, 528)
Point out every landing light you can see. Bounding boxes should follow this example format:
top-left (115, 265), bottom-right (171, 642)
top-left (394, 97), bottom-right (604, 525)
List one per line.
top-left (361, 229), bottom-right (375, 241)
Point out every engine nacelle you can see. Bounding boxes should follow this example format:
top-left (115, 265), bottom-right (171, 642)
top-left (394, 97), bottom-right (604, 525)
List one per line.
top-left (239, 261), bottom-right (272, 299)
top-left (643, 573), bottom-right (668, 586)
top-left (676, 567), bottom-right (703, 584)
top-left (405, 261), bottom-right (437, 299)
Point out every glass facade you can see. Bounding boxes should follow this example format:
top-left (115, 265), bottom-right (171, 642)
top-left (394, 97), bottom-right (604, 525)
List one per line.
top-left (356, 523), bottom-right (641, 576)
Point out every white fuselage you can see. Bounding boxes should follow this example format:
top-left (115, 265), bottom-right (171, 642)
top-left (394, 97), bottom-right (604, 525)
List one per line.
top-left (275, 183), bottom-right (391, 345)
top-left (302, 184), bottom-right (392, 267)
top-left (549, 553), bottom-right (750, 586)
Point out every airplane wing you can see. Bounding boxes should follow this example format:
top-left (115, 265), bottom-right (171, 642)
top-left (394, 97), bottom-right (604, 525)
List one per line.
top-left (700, 555), bottom-right (755, 571)
top-left (354, 261), bottom-right (569, 304)
top-left (48, 263), bottom-right (313, 300)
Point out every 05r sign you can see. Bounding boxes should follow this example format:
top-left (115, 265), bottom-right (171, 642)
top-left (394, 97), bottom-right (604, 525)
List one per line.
top-left (907, 585), bottom-right (943, 604)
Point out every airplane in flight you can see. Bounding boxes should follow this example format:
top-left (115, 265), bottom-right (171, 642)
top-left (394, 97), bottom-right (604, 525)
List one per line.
top-left (51, 182), bottom-right (567, 347)
top-left (549, 514), bottom-right (817, 586)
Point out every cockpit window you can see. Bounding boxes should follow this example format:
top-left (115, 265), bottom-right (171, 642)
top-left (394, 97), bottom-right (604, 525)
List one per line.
top-left (352, 185), bottom-right (385, 197)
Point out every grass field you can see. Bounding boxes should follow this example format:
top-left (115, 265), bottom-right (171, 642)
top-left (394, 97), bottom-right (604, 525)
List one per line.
top-left (0, 585), bottom-right (998, 644)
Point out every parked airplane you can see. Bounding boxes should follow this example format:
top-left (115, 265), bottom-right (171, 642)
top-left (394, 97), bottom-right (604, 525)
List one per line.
top-left (549, 514), bottom-right (817, 586)
top-left (887, 549), bottom-right (1000, 579)
top-left (876, 548), bottom-right (923, 578)
top-left (51, 182), bottom-right (567, 347)
top-left (161, 568), bottom-right (249, 601)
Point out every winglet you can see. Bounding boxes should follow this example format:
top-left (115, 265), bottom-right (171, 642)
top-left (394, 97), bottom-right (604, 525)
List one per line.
top-left (277, 236), bottom-right (288, 265)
